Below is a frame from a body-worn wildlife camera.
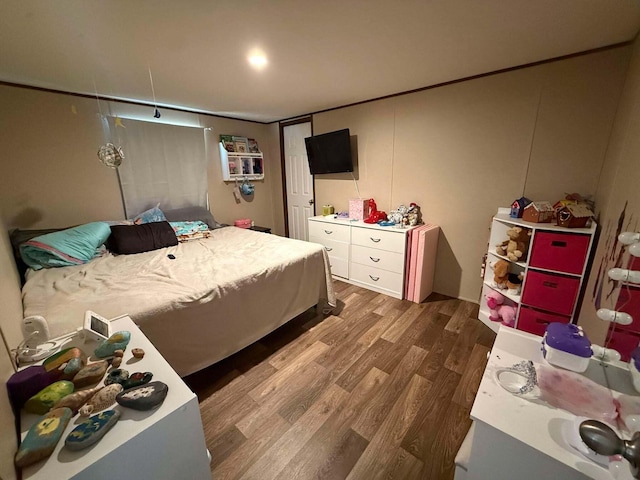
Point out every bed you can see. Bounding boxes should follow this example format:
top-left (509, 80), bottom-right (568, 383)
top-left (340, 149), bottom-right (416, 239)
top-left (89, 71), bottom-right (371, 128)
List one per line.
top-left (19, 225), bottom-right (335, 376)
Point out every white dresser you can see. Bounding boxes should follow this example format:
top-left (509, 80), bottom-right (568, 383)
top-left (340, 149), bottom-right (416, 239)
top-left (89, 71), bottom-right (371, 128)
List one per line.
top-left (308, 216), bottom-right (414, 299)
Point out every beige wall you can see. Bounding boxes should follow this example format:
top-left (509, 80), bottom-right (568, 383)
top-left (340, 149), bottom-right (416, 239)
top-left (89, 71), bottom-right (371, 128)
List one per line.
top-left (578, 36), bottom-right (640, 346)
top-left (312, 46), bottom-right (631, 301)
top-left (0, 85), bottom-right (285, 235)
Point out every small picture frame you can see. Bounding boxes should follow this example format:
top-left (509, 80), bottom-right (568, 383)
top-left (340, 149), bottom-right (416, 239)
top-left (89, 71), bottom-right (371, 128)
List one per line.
top-left (220, 134), bottom-right (235, 152)
top-left (248, 138), bottom-right (260, 153)
top-left (233, 136), bottom-right (248, 153)
top-left (252, 158), bottom-right (263, 174)
top-left (242, 158), bottom-right (251, 174)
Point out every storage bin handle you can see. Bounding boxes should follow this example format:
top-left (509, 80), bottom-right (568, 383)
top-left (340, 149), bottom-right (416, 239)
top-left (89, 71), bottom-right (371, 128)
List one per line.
top-left (369, 275), bottom-right (380, 281)
top-left (369, 256), bottom-right (380, 262)
top-left (535, 318), bottom-right (551, 325)
top-left (551, 240), bottom-right (567, 247)
top-left (542, 281), bottom-right (558, 288)
top-left (370, 237), bottom-right (381, 243)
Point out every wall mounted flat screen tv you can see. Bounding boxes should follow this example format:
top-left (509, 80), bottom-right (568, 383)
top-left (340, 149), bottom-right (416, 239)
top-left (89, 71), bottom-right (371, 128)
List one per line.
top-left (305, 128), bottom-right (353, 174)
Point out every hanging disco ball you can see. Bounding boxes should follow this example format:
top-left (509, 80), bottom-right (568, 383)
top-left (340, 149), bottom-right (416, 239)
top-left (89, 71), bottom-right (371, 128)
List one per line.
top-left (97, 143), bottom-right (124, 168)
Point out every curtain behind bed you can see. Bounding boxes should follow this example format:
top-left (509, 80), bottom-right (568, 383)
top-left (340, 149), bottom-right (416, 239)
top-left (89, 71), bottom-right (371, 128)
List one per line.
top-left (107, 116), bottom-right (208, 217)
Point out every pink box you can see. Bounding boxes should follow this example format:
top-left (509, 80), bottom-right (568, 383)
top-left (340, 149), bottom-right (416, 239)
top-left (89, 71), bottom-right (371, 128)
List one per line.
top-left (349, 199), bottom-right (371, 220)
top-left (234, 219), bottom-right (252, 228)
top-left (521, 271), bottom-right (580, 316)
top-left (529, 232), bottom-right (590, 275)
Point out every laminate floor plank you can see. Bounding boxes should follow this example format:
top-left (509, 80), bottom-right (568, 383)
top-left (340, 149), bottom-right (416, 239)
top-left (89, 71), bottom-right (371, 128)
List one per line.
top-left (187, 281), bottom-right (496, 480)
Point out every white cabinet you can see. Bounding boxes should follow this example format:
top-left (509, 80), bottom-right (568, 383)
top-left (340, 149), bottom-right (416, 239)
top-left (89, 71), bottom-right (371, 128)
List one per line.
top-left (308, 216), bottom-right (414, 299)
top-left (20, 316), bottom-right (211, 480)
top-left (480, 208), bottom-right (596, 335)
top-left (219, 142), bottom-right (264, 181)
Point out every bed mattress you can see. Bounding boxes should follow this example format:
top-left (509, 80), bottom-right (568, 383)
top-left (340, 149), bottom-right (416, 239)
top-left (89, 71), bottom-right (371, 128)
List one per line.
top-left (23, 227), bottom-right (335, 376)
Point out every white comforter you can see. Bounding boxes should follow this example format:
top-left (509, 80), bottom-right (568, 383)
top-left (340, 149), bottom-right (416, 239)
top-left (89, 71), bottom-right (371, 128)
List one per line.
top-left (23, 227), bottom-right (335, 375)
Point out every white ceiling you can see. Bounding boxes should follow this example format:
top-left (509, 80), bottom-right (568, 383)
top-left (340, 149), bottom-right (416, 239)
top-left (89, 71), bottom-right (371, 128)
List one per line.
top-left (1, 1), bottom-right (639, 123)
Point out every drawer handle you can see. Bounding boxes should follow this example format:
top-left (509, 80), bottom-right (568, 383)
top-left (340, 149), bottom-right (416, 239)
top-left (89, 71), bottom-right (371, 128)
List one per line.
top-left (369, 256), bottom-right (380, 262)
top-left (324, 230), bottom-right (333, 235)
top-left (326, 247), bottom-right (333, 252)
top-left (551, 241), bottom-right (567, 247)
top-left (542, 281), bottom-right (558, 288)
top-left (369, 275), bottom-right (380, 281)
top-left (370, 237), bottom-right (381, 243)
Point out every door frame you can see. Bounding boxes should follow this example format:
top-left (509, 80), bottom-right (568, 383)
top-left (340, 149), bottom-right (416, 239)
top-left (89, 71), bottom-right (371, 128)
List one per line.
top-left (279, 116), bottom-right (314, 238)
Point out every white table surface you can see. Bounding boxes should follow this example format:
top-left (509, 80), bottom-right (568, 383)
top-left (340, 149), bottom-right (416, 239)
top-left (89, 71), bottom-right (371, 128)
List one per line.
top-left (470, 326), bottom-right (635, 480)
top-left (20, 315), bottom-right (210, 480)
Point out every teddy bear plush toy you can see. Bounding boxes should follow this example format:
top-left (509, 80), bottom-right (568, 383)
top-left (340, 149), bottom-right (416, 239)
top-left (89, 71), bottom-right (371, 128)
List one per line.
top-left (484, 290), bottom-right (516, 327)
top-left (496, 226), bottom-right (531, 262)
top-left (489, 259), bottom-right (510, 290)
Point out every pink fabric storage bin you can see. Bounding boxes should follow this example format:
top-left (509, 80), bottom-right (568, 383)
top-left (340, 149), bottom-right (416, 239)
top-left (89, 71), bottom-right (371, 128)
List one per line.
top-left (349, 199), bottom-right (371, 221)
top-left (529, 232), bottom-right (590, 275)
top-left (616, 285), bottom-right (640, 334)
top-left (521, 270), bottom-right (580, 316)
top-left (606, 328), bottom-right (640, 362)
top-left (517, 305), bottom-right (570, 337)
top-left (234, 219), bottom-right (252, 228)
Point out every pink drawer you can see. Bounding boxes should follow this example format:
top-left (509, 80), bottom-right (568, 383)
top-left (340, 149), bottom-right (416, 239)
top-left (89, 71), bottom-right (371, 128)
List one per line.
top-left (521, 270), bottom-right (580, 315)
top-left (606, 328), bottom-right (640, 362)
top-left (517, 306), bottom-right (570, 337)
top-left (615, 285), bottom-right (640, 334)
top-left (529, 232), bottom-right (590, 274)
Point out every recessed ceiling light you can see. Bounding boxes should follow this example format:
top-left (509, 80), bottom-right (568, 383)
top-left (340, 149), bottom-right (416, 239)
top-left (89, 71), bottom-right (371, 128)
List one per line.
top-left (248, 52), bottom-right (268, 69)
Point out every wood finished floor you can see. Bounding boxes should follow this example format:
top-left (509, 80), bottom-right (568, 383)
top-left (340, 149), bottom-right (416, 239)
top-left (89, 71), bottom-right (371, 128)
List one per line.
top-left (185, 280), bottom-right (496, 480)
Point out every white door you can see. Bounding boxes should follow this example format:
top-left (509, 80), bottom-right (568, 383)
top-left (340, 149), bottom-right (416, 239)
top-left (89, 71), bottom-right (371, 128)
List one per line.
top-left (284, 122), bottom-right (314, 240)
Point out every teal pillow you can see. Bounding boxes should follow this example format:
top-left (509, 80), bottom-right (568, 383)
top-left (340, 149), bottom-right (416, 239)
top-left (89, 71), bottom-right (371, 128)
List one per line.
top-left (20, 222), bottom-right (111, 270)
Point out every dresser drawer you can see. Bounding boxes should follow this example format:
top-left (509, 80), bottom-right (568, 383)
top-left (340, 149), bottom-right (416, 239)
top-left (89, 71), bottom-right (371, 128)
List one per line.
top-left (308, 221), bottom-right (350, 243)
top-left (606, 328), bottom-right (640, 362)
top-left (349, 262), bottom-right (403, 295)
top-left (309, 236), bottom-right (349, 261)
top-left (529, 231), bottom-right (590, 275)
top-left (517, 306), bottom-right (570, 337)
top-left (521, 271), bottom-right (580, 316)
top-left (328, 256), bottom-right (348, 278)
top-left (351, 244), bottom-right (404, 274)
top-left (351, 226), bottom-right (406, 253)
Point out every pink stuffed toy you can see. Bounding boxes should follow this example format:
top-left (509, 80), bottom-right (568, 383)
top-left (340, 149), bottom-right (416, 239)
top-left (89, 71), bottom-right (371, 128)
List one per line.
top-left (484, 290), bottom-right (516, 327)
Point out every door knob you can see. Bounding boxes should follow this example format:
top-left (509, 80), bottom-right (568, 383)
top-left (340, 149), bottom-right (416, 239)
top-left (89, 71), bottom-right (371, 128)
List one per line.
top-left (308, 199), bottom-right (314, 205)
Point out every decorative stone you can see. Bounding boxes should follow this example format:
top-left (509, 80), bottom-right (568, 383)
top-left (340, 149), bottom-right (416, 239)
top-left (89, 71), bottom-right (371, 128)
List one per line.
top-left (105, 369), bottom-right (129, 386)
top-left (79, 384), bottom-right (123, 417)
top-left (73, 360), bottom-right (109, 388)
top-left (43, 348), bottom-right (87, 380)
top-left (131, 348), bottom-right (145, 359)
top-left (7, 366), bottom-right (58, 410)
top-left (94, 331), bottom-right (131, 359)
top-left (52, 386), bottom-right (103, 415)
top-left (116, 381), bottom-right (168, 411)
top-left (65, 409), bottom-right (120, 451)
top-left (24, 381), bottom-right (74, 415)
top-left (60, 356), bottom-right (84, 380)
top-left (111, 357), bottom-right (122, 368)
top-left (113, 349), bottom-right (124, 358)
top-left (122, 372), bottom-right (153, 390)
top-left (15, 407), bottom-right (73, 468)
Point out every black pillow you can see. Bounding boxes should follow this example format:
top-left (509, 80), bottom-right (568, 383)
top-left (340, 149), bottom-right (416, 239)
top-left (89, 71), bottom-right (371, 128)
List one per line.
top-left (107, 221), bottom-right (178, 255)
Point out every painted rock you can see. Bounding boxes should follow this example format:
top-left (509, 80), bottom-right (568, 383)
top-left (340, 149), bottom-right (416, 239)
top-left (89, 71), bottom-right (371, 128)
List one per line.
top-left (73, 360), bottom-right (109, 388)
top-left (111, 356), bottom-right (122, 368)
top-left (52, 386), bottom-right (103, 415)
top-left (122, 372), bottom-right (153, 390)
top-left (15, 407), bottom-right (73, 468)
top-left (65, 409), bottom-right (120, 451)
top-left (131, 348), bottom-right (145, 359)
top-left (43, 348), bottom-right (87, 379)
top-left (104, 368), bottom-right (129, 386)
top-left (7, 366), bottom-right (57, 410)
top-left (94, 331), bottom-right (131, 358)
top-left (116, 381), bottom-right (168, 411)
top-left (79, 384), bottom-right (123, 417)
top-left (24, 381), bottom-right (74, 415)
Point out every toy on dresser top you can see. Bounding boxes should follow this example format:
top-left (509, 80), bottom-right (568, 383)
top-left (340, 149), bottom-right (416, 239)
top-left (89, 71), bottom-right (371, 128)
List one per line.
top-left (11, 329), bottom-right (169, 469)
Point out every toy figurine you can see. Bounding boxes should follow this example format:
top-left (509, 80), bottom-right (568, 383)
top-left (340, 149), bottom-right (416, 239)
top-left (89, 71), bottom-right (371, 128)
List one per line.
top-left (364, 199), bottom-right (387, 224)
